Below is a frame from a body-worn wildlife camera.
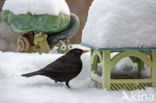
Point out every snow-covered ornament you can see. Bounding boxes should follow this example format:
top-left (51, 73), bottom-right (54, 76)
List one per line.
top-left (1, 0), bottom-right (80, 53)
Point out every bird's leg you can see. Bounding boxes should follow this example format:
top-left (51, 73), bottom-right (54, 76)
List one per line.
top-left (55, 80), bottom-right (57, 83)
top-left (65, 81), bottom-right (70, 88)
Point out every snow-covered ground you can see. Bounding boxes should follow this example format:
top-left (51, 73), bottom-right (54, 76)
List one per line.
top-left (0, 45), bottom-right (156, 103)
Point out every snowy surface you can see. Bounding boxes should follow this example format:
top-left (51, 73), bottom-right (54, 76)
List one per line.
top-left (0, 45), bottom-right (156, 103)
top-left (82, 0), bottom-right (156, 49)
top-left (2, 0), bottom-right (70, 16)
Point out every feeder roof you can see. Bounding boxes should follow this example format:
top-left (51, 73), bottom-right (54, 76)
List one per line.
top-left (2, 0), bottom-right (70, 16)
top-left (81, 0), bottom-right (156, 50)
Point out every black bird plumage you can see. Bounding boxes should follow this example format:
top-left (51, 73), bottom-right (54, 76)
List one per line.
top-left (21, 48), bottom-right (89, 88)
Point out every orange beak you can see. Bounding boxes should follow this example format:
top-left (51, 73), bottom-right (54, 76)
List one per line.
top-left (82, 50), bottom-right (89, 53)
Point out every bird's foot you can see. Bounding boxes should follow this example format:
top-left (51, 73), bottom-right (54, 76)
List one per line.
top-left (65, 81), bottom-right (70, 88)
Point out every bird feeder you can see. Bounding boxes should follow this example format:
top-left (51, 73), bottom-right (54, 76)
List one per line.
top-left (1, 0), bottom-right (80, 53)
top-left (81, 0), bottom-right (156, 90)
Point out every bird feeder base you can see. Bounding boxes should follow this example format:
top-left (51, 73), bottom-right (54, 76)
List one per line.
top-left (90, 49), bottom-right (156, 90)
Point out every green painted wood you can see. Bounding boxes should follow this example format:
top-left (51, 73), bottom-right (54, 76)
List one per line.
top-left (90, 49), bottom-right (101, 77)
top-left (130, 57), bottom-right (145, 78)
top-left (90, 49), bottom-right (102, 83)
top-left (90, 50), bottom-right (103, 64)
top-left (111, 79), bottom-right (152, 83)
top-left (151, 50), bottom-right (156, 87)
top-left (111, 50), bottom-right (151, 69)
top-left (90, 75), bottom-right (102, 83)
top-left (89, 49), bottom-right (156, 90)
top-left (102, 51), bottom-right (111, 90)
top-left (130, 57), bottom-right (141, 63)
top-left (130, 57), bottom-right (144, 77)
top-left (81, 43), bottom-right (156, 51)
top-left (137, 61), bottom-right (145, 78)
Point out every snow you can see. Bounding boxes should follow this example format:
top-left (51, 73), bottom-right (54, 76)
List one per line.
top-left (0, 45), bottom-right (156, 103)
top-left (2, 0), bottom-right (70, 16)
top-left (82, 0), bottom-right (156, 49)
top-left (91, 57), bottom-right (150, 79)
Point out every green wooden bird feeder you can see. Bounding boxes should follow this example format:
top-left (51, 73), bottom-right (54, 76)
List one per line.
top-left (81, 0), bottom-right (156, 90)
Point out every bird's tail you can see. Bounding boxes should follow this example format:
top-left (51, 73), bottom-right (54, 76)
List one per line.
top-left (21, 71), bottom-right (40, 77)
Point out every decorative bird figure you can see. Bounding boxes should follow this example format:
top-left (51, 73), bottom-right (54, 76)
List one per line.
top-left (22, 48), bottom-right (89, 88)
top-left (56, 40), bottom-right (72, 54)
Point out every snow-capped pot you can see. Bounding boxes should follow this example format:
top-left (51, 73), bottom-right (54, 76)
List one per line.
top-left (1, 11), bottom-right (70, 34)
top-left (82, 0), bottom-right (156, 49)
top-left (1, 0), bottom-right (70, 34)
top-left (0, 0), bottom-right (80, 53)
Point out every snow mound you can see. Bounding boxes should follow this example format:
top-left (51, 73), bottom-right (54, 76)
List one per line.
top-left (82, 0), bottom-right (156, 49)
top-left (2, 0), bottom-right (70, 16)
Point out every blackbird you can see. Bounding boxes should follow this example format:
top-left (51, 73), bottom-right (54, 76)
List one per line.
top-left (21, 48), bottom-right (89, 88)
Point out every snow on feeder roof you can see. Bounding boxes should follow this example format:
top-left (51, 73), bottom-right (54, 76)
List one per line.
top-left (81, 0), bottom-right (156, 50)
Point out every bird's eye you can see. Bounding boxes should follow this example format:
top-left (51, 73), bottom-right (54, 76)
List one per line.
top-left (68, 45), bottom-right (72, 49)
top-left (61, 45), bottom-right (66, 50)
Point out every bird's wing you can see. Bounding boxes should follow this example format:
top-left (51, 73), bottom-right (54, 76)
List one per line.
top-left (42, 62), bottom-right (81, 73)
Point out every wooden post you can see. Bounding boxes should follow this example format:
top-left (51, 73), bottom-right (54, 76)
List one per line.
top-left (152, 50), bottom-right (156, 87)
top-left (102, 51), bottom-right (111, 90)
top-left (90, 49), bottom-right (98, 75)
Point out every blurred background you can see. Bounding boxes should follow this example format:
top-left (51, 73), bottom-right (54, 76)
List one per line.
top-left (0, 0), bottom-right (93, 51)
